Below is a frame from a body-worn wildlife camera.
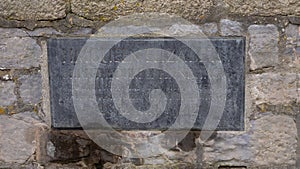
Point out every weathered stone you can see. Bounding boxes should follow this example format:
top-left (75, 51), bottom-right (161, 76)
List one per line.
top-left (0, 28), bottom-right (27, 38)
top-left (286, 24), bottom-right (299, 44)
top-left (248, 25), bottom-right (279, 70)
top-left (0, 115), bottom-right (36, 164)
top-left (251, 114), bottom-right (297, 166)
top-left (103, 162), bottom-right (195, 169)
top-left (19, 74), bottom-right (42, 105)
top-left (0, 37), bottom-right (42, 69)
top-left (289, 16), bottom-right (300, 25)
top-left (12, 111), bottom-right (42, 124)
top-left (203, 133), bottom-right (253, 167)
top-left (71, 0), bottom-right (214, 21)
top-left (45, 163), bottom-right (85, 169)
top-left (199, 23), bottom-right (218, 36)
top-left (220, 19), bottom-right (243, 36)
top-left (249, 73), bottom-right (299, 105)
top-left (46, 131), bottom-right (91, 162)
top-left (0, 0), bottom-right (66, 21)
top-left (0, 81), bottom-right (16, 106)
top-left (26, 28), bottom-right (62, 37)
top-left (224, 0), bottom-right (300, 16)
top-left (284, 24), bottom-right (300, 69)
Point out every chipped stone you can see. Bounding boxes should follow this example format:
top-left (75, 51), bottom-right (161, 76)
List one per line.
top-left (248, 24), bottom-right (279, 70)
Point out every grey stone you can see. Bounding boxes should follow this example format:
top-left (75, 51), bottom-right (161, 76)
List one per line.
top-left (224, 0), bottom-right (300, 16)
top-left (199, 23), bottom-right (218, 36)
top-left (203, 114), bottom-right (297, 167)
top-left (0, 37), bottom-right (42, 69)
top-left (250, 114), bottom-right (297, 166)
top-left (220, 19), bottom-right (244, 36)
top-left (0, 28), bottom-right (27, 38)
top-left (73, 28), bottom-right (93, 35)
top-left (26, 28), bottom-right (62, 37)
top-left (71, 0), bottom-right (214, 21)
top-left (288, 16), bottom-right (300, 25)
top-left (249, 73), bottom-right (299, 105)
top-left (48, 37), bottom-right (245, 130)
top-left (0, 0), bottom-right (66, 20)
top-left (20, 74), bottom-right (42, 105)
top-left (286, 24), bottom-right (299, 43)
top-left (248, 24), bottom-right (279, 70)
top-left (0, 115), bottom-right (36, 164)
top-left (12, 111), bottom-right (41, 124)
top-left (203, 133), bottom-right (253, 166)
top-left (0, 81), bottom-right (16, 106)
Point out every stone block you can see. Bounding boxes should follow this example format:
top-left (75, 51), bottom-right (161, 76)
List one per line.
top-left (0, 81), bottom-right (16, 106)
top-left (19, 73), bottom-right (42, 105)
top-left (249, 73), bottom-right (299, 105)
top-left (248, 25), bottom-right (279, 70)
top-left (0, 115), bottom-right (37, 164)
top-left (0, 37), bottom-right (42, 69)
top-left (0, 0), bottom-right (66, 20)
top-left (251, 114), bottom-right (297, 166)
top-left (220, 19), bottom-right (243, 36)
top-left (224, 0), bottom-right (300, 16)
top-left (71, 0), bottom-right (214, 21)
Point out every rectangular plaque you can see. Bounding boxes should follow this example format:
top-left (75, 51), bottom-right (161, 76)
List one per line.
top-left (48, 37), bottom-right (245, 131)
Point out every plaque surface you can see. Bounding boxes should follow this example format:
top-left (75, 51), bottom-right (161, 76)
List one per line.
top-left (48, 37), bottom-right (245, 131)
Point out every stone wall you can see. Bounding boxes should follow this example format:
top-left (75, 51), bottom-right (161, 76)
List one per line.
top-left (0, 0), bottom-right (299, 169)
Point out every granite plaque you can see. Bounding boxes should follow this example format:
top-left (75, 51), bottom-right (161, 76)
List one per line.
top-left (48, 37), bottom-right (245, 131)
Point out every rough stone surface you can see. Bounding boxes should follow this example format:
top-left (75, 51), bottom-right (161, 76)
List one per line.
top-left (203, 133), bottom-right (252, 167)
top-left (250, 114), bottom-right (297, 166)
top-left (71, 0), bottom-right (214, 21)
top-left (0, 0), bottom-right (66, 21)
top-left (249, 73), bottom-right (299, 105)
top-left (224, 0), bottom-right (300, 16)
top-left (0, 37), bottom-right (42, 69)
top-left (26, 28), bottom-right (62, 37)
top-left (0, 28), bottom-right (27, 38)
top-left (0, 81), bottom-right (16, 106)
top-left (199, 23), bottom-right (218, 36)
top-left (248, 24), bottom-right (279, 70)
top-left (220, 19), bottom-right (243, 36)
top-left (0, 115), bottom-right (37, 164)
top-left (285, 24), bottom-right (300, 69)
top-left (20, 74), bottom-right (43, 105)
top-left (288, 16), bottom-right (300, 25)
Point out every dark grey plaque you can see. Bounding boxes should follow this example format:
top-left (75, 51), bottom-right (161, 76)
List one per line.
top-left (48, 37), bottom-right (245, 131)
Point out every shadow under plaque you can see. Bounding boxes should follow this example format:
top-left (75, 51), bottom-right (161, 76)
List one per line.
top-left (48, 37), bottom-right (245, 131)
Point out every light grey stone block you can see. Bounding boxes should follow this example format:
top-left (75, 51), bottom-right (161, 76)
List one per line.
top-left (0, 81), bottom-right (16, 106)
top-left (19, 74), bottom-right (42, 105)
top-left (0, 37), bottom-right (42, 69)
top-left (248, 24), bottom-right (279, 70)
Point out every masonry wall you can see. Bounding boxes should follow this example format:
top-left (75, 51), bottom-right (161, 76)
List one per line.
top-left (0, 0), bottom-right (299, 169)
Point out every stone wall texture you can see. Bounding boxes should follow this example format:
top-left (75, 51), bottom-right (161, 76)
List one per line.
top-left (0, 0), bottom-right (299, 169)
